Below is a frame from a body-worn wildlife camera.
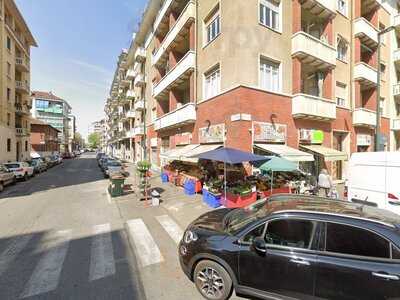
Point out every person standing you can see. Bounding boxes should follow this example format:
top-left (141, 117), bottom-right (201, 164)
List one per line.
top-left (318, 169), bottom-right (332, 197)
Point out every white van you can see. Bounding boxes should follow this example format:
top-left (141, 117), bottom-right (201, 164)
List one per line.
top-left (347, 152), bottom-right (400, 215)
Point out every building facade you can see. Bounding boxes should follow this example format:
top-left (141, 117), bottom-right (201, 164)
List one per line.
top-left (31, 91), bottom-right (72, 154)
top-left (0, 0), bottom-right (37, 163)
top-left (105, 0), bottom-right (400, 180)
top-left (67, 114), bottom-right (76, 152)
top-left (89, 119), bottom-right (107, 151)
top-left (30, 118), bottom-right (60, 157)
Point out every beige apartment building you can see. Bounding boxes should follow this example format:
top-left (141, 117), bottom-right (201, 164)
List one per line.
top-left (105, 0), bottom-right (400, 180)
top-left (0, 0), bottom-right (37, 163)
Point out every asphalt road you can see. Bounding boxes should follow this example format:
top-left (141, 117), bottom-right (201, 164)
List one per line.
top-left (0, 154), bottom-right (145, 300)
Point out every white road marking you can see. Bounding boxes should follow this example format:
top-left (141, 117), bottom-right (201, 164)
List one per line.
top-left (126, 219), bottom-right (163, 267)
top-left (166, 202), bottom-right (185, 212)
top-left (20, 230), bottom-right (71, 298)
top-left (89, 224), bottom-right (115, 281)
top-left (0, 234), bottom-right (33, 276)
top-left (155, 215), bottom-right (183, 245)
top-left (106, 189), bottom-right (112, 204)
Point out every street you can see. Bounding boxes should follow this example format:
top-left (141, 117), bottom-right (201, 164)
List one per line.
top-left (0, 154), bottom-right (228, 300)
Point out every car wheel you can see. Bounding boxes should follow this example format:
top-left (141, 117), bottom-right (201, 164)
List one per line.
top-left (0, 182), bottom-right (3, 192)
top-left (24, 173), bottom-right (28, 181)
top-left (194, 260), bottom-right (233, 300)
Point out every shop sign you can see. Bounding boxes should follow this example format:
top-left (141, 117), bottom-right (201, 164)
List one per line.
top-left (175, 133), bottom-right (192, 145)
top-left (299, 129), bottom-right (324, 144)
top-left (253, 122), bottom-right (286, 143)
top-left (199, 124), bottom-right (225, 144)
top-left (357, 134), bottom-right (372, 146)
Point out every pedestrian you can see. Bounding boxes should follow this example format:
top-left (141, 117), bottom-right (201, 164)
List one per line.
top-left (318, 169), bottom-right (332, 197)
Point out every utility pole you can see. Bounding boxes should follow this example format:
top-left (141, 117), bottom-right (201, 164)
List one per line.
top-left (376, 26), bottom-right (395, 151)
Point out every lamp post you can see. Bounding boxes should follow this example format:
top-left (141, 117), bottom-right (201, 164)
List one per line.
top-left (376, 26), bottom-right (395, 151)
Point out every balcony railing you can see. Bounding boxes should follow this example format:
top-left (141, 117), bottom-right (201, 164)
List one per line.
top-left (393, 118), bottom-right (400, 131)
top-left (15, 81), bottom-right (30, 93)
top-left (153, 0), bottom-right (174, 33)
top-left (353, 108), bottom-right (376, 127)
top-left (354, 18), bottom-right (378, 47)
top-left (15, 102), bottom-right (29, 115)
top-left (15, 56), bottom-right (29, 72)
top-left (153, 51), bottom-right (195, 98)
top-left (16, 127), bottom-right (29, 136)
top-left (394, 14), bottom-right (400, 28)
top-left (127, 89), bottom-right (135, 99)
top-left (126, 68), bottom-right (135, 80)
top-left (134, 74), bottom-right (146, 87)
top-left (154, 103), bottom-right (196, 131)
top-left (134, 99), bottom-right (145, 111)
top-left (152, 1), bottom-right (195, 66)
top-left (394, 49), bottom-right (400, 64)
top-left (354, 62), bottom-right (377, 86)
top-left (394, 83), bottom-right (400, 99)
top-left (292, 94), bottom-right (336, 121)
top-left (291, 31), bottom-right (336, 68)
top-left (127, 110), bottom-right (136, 118)
top-left (301, 0), bottom-right (336, 18)
top-left (133, 125), bottom-right (145, 136)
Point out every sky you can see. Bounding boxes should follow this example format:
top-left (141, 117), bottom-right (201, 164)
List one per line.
top-left (15, 0), bottom-right (148, 139)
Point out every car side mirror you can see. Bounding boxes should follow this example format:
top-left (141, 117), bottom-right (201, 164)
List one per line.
top-left (252, 237), bottom-right (267, 255)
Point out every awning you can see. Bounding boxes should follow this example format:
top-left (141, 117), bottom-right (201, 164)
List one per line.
top-left (181, 144), bottom-right (223, 163)
top-left (255, 144), bottom-right (314, 162)
top-left (159, 144), bottom-right (200, 161)
top-left (300, 145), bottom-right (348, 161)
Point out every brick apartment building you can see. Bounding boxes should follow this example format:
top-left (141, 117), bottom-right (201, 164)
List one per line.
top-left (105, 0), bottom-right (400, 181)
top-left (30, 118), bottom-right (60, 157)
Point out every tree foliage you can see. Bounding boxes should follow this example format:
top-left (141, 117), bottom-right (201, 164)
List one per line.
top-left (88, 132), bottom-right (101, 149)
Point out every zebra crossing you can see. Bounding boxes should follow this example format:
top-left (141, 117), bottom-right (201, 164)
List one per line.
top-left (0, 214), bottom-right (185, 298)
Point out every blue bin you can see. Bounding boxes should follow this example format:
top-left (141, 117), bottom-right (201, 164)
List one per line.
top-left (202, 189), bottom-right (221, 208)
top-left (161, 173), bottom-right (169, 183)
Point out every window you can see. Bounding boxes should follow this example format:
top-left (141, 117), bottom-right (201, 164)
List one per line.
top-left (380, 97), bottom-right (385, 115)
top-left (325, 223), bottom-right (390, 259)
top-left (7, 88), bottom-right (11, 101)
top-left (25, 141), bottom-right (28, 151)
top-left (260, 58), bottom-right (280, 92)
top-left (379, 23), bottom-right (386, 44)
top-left (336, 82), bottom-right (347, 107)
top-left (6, 36), bottom-right (11, 51)
top-left (337, 0), bottom-right (347, 16)
top-left (260, 0), bottom-right (280, 31)
top-left (7, 62), bottom-right (11, 77)
top-left (242, 224), bottom-right (266, 244)
top-left (35, 99), bottom-right (49, 109)
top-left (265, 219), bottom-right (316, 249)
top-left (7, 113), bottom-right (10, 126)
top-left (392, 245), bottom-right (400, 259)
top-left (380, 63), bottom-right (386, 78)
top-left (204, 65), bottom-right (221, 99)
top-left (7, 139), bottom-right (11, 152)
top-left (205, 9), bottom-right (220, 44)
top-left (337, 36), bottom-right (348, 62)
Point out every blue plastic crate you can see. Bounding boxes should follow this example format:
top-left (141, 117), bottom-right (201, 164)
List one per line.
top-left (161, 173), bottom-right (169, 183)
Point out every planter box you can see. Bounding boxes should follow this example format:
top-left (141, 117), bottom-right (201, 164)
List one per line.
top-left (259, 186), bottom-right (291, 198)
top-left (202, 189), bottom-right (222, 208)
top-left (221, 192), bottom-right (257, 208)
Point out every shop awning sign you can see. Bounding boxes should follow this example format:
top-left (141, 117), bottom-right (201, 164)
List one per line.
top-left (253, 122), bottom-right (286, 143)
top-left (299, 129), bottom-right (324, 144)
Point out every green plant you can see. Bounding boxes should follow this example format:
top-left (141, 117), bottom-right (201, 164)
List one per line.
top-left (136, 160), bottom-right (151, 173)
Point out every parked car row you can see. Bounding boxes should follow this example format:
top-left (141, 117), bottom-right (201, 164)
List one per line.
top-left (0, 154), bottom-right (64, 193)
top-left (96, 153), bottom-right (125, 178)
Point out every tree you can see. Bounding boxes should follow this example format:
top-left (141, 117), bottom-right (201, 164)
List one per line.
top-left (74, 132), bottom-right (85, 148)
top-left (88, 132), bottom-right (101, 149)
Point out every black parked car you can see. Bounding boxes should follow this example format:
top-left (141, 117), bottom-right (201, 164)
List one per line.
top-left (179, 195), bottom-right (400, 300)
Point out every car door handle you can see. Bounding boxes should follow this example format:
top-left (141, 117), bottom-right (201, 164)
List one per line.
top-left (372, 272), bottom-right (400, 281)
top-left (290, 259), bottom-right (310, 266)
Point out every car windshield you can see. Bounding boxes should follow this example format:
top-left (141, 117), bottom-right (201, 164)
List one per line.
top-left (224, 199), bottom-right (270, 234)
top-left (4, 164), bottom-right (19, 169)
top-left (108, 161), bottom-right (121, 167)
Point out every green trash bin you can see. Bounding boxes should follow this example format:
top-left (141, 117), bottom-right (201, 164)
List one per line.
top-left (108, 175), bottom-right (125, 197)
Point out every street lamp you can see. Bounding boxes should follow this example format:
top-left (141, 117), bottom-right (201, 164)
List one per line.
top-left (375, 25), bottom-right (396, 151)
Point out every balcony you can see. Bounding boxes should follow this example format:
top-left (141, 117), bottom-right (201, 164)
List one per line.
top-left (135, 47), bottom-right (146, 62)
top-left (134, 99), bottom-right (145, 111)
top-left (126, 68), bottom-right (136, 80)
top-left (15, 102), bottom-right (30, 115)
top-left (127, 89), bottom-right (135, 99)
top-left (394, 84), bottom-right (400, 100)
top-left (126, 110), bottom-right (136, 118)
top-left (394, 14), bottom-right (400, 29)
top-left (134, 74), bottom-right (146, 87)
top-left (292, 94), bottom-right (336, 121)
top-left (291, 32), bottom-right (336, 69)
top-left (15, 81), bottom-right (29, 94)
top-left (300, 0), bottom-right (336, 19)
top-left (120, 78), bottom-right (130, 87)
top-left (133, 125), bottom-right (145, 136)
top-left (153, 0), bottom-right (174, 33)
top-left (394, 49), bottom-right (400, 66)
top-left (16, 127), bottom-right (29, 136)
top-left (392, 118), bottom-right (400, 131)
top-left (15, 56), bottom-right (29, 72)
top-left (153, 51), bottom-right (195, 99)
top-left (354, 18), bottom-right (378, 48)
top-left (154, 103), bottom-right (196, 131)
top-left (152, 1), bottom-right (195, 67)
top-left (353, 108), bottom-right (376, 127)
top-left (354, 62), bottom-right (377, 88)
